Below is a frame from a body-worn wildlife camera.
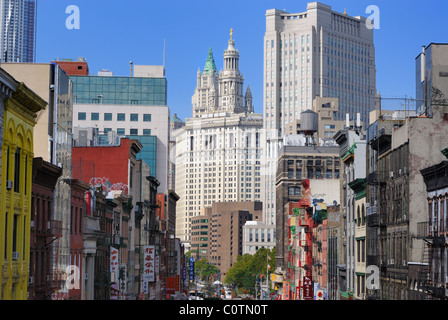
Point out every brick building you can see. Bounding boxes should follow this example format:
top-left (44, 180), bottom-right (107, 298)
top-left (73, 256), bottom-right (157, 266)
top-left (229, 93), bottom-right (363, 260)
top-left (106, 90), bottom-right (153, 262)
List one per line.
top-left (29, 158), bottom-right (62, 300)
top-left (207, 201), bottom-right (262, 277)
top-left (52, 58), bottom-right (90, 76)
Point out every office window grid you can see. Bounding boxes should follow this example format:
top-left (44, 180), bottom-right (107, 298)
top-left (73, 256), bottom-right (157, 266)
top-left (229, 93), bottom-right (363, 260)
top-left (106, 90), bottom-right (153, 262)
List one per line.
top-left (72, 76), bottom-right (167, 106)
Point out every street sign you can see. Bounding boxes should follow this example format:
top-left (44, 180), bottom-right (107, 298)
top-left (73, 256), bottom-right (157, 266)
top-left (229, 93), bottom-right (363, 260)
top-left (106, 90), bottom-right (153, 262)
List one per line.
top-left (189, 257), bottom-right (194, 281)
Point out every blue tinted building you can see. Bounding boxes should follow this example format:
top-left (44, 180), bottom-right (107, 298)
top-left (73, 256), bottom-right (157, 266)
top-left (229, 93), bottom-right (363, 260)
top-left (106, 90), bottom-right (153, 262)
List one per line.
top-left (71, 65), bottom-right (170, 193)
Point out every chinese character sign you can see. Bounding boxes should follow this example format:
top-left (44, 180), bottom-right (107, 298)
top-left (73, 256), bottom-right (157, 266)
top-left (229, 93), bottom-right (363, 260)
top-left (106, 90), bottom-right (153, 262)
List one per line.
top-left (283, 281), bottom-right (290, 300)
top-left (143, 246), bottom-right (155, 282)
top-left (303, 276), bottom-right (313, 300)
top-left (110, 247), bottom-right (119, 283)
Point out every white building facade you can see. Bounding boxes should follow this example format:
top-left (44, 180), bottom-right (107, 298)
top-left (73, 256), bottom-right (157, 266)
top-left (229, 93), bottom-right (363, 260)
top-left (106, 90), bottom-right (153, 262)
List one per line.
top-left (174, 33), bottom-right (266, 248)
top-left (72, 104), bottom-right (170, 193)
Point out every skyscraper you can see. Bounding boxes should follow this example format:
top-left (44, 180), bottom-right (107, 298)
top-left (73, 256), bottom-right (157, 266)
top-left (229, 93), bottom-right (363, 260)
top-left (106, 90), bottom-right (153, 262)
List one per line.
top-left (174, 32), bottom-right (265, 248)
top-left (262, 2), bottom-right (376, 247)
top-left (0, 0), bottom-right (37, 63)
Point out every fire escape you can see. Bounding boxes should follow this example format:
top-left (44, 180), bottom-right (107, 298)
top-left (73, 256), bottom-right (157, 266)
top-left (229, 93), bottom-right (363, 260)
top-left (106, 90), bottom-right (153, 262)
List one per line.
top-left (416, 221), bottom-right (447, 300)
top-left (43, 220), bottom-right (64, 297)
top-left (366, 170), bottom-right (387, 300)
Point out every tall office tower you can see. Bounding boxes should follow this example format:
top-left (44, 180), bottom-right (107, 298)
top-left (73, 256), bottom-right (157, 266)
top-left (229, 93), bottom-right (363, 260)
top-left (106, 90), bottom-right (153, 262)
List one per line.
top-left (262, 2), bottom-right (376, 253)
top-left (174, 32), bottom-right (265, 249)
top-left (0, 0), bottom-right (37, 63)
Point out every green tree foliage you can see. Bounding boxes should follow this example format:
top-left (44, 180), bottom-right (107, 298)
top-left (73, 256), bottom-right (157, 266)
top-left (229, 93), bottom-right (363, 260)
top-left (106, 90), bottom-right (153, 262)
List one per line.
top-left (195, 258), bottom-right (220, 281)
top-left (225, 248), bottom-right (275, 293)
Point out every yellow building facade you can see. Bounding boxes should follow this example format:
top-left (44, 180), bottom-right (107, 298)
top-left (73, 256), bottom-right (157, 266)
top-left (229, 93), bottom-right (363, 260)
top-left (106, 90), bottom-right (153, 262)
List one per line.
top-left (0, 81), bottom-right (46, 300)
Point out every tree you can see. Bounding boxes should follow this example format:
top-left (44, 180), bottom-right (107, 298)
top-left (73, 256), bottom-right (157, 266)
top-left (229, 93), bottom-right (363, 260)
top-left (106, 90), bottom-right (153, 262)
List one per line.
top-left (195, 259), bottom-right (220, 282)
top-left (224, 248), bottom-right (275, 295)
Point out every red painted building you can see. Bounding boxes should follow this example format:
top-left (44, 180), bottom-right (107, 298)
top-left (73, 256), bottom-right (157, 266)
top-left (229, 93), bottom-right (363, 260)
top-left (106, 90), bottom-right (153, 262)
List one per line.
top-left (29, 158), bottom-right (62, 300)
top-left (67, 179), bottom-right (90, 300)
top-left (72, 138), bottom-right (143, 196)
top-left (52, 59), bottom-right (89, 76)
top-left (72, 138), bottom-right (142, 299)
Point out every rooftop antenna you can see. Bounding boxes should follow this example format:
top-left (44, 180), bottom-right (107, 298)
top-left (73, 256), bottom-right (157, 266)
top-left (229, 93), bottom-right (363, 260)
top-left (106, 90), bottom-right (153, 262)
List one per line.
top-left (130, 61), bottom-right (134, 77)
top-left (163, 38), bottom-right (166, 76)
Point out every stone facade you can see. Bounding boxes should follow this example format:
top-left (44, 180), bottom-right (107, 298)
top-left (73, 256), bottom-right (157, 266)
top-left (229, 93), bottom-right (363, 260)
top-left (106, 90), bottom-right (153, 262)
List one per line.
top-left (174, 33), bottom-right (264, 246)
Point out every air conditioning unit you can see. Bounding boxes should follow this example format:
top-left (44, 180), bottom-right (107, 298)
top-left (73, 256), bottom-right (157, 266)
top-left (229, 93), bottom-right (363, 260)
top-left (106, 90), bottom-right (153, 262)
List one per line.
top-left (12, 252), bottom-right (20, 260)
top-left (389, 171), bottom-right (394, 178)
top-left (433, 225), bottom-right (438, 232)
top-left (29, 277), bottom-right (34, 284)
top-left (403, 260), bottom-right (407, 267)
top-left (30, 221), bottom-right (34, 228)
top-left (6, 180), bottom-right (13, 190)
top-left (390, 259), bottom-right (395, 265)
top-left (399, 169), bottom-right (402, 176)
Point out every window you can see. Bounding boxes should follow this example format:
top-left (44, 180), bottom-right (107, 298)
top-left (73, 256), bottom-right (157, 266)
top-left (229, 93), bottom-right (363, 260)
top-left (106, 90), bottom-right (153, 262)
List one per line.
top-left (91, 113), bottom-right (99, 121)
top-left (130, 114), bottom-right (139, 121)
top-left (143, 114), bottom-right (152, 122)
top-left (12, 214), bottom-right (18, 257)
top-left (117, 113), bottom-right (126, 121)
top-left (117, 128), bottom-right (125, 135)
top-left (78, 112), bottom-right (86, 120)
top-left (130, 129), bottom-right (138, 135)
top-left (143, 129), bottom-right (151, 135)
top-left (14, 148), bottom-right (21, 193)
top-left (104, 113), bottom-right (112, 121)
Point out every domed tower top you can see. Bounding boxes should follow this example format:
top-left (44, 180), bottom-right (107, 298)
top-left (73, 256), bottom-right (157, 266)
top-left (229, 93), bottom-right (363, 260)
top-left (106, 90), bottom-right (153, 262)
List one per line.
top-left (223, 28), bottom-right (240, 72)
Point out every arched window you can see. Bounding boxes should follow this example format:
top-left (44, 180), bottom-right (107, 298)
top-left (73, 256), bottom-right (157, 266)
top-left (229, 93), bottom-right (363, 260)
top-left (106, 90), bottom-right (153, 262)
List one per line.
top-left (362, 204), bottom-right (366, 225)
top-left (357, 206), bottom-right (361, 226)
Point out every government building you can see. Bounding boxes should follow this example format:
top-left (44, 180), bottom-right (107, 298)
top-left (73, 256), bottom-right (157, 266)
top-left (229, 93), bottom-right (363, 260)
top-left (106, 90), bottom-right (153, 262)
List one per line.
top-left (173, 31), bottom-right (271, 253)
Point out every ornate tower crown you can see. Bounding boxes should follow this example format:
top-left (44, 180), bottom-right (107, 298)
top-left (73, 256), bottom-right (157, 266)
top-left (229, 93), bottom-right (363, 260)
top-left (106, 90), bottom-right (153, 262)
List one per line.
top-left (203, 47), bottom-right (218, 75)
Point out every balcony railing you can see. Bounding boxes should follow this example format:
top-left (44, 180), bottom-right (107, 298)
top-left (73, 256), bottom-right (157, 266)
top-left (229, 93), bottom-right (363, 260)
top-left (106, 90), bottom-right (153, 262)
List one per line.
top-left (417, 222), bottom-right (447, 252)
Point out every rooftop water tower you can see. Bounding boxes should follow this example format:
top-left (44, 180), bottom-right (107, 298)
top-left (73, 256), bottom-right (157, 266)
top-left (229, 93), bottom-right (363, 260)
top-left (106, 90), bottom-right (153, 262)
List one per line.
top-left (299, 110), bottom-right (318, 146)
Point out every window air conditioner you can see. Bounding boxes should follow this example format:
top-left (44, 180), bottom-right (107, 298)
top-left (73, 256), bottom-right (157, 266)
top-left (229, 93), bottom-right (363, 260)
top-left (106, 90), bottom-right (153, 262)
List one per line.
top-left (12, 252), bottom-right (20, 260)
top-left (6, 180), bottom-right (13, 190)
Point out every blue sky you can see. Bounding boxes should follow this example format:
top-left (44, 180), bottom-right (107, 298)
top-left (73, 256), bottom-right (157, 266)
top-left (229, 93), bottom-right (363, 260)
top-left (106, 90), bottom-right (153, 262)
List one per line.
top-left (36, 0), bottom-right (448, 121)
